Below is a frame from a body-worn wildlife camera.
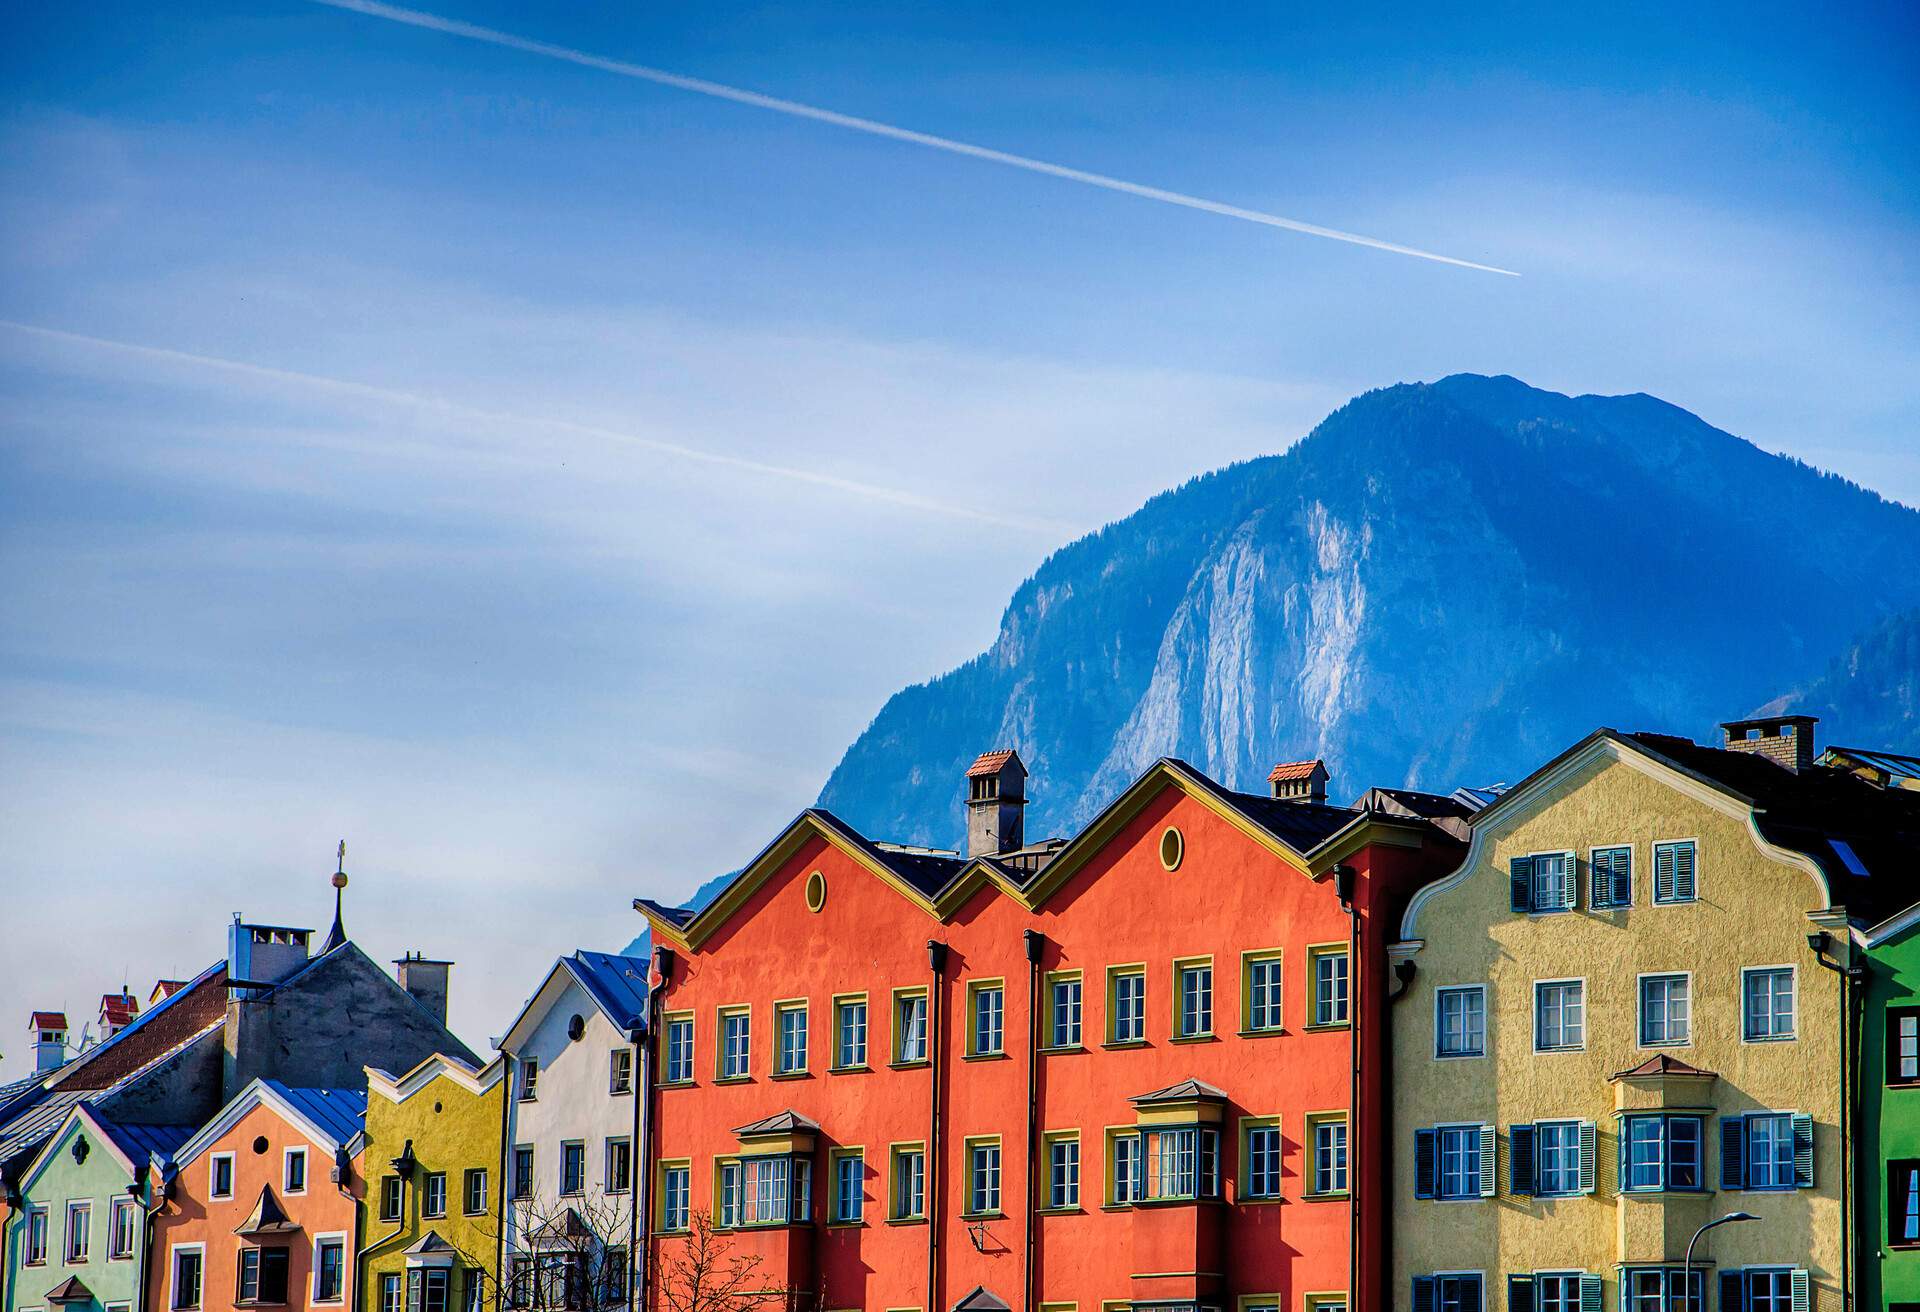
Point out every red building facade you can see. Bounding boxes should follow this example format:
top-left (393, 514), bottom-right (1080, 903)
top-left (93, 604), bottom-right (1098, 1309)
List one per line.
top-left (636, 754), bottom-right (1462, 1312)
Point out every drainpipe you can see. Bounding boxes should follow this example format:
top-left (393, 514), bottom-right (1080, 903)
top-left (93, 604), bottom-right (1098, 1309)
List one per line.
top-left (625, 1026), bottom-right (643, 1312)
top-left (641, 949), bottom-right (672, 1312)
top-left (1333, 865), bottom-right (1360, 1312)
top-left (1809, 932), bottom-right (1861, 1311)
top-left (137, 1168), bottom-right (163, 1312)
top-left (1021, 930), bottom-right (1045, 1312)
top-left (1385, 948), bottom-right (1418, 1306)
top-left (495, 1057), bottom-right (512, 1312)
top-left (1, 1171), bottom-right (16, 1312)
top-left (925, 940), bottom-right (949, 1312)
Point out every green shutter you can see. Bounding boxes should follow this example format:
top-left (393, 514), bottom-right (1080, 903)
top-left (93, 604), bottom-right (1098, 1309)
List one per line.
top-left (1507, 1275), bottom-right (1534, 1312)
top-left (1655, 844), bottom-right (1675, 901)
top-left (1509, 1124), bottom-right (1535, 1196)
top-left (1792, 1112), bottom-right (1814, 1187)
top-left (1720, 1116), bottom-right (1745, 1190)
top-left (1719, 1271), bottom-right (1743, 1312)
top-left (1478, 1124), bottom-right (1497, 1197)
top-left (1674, 840), bottom-right (1697, 899)
top-left (1578, 1120), bottom-right (1597, 1194)
top-left (1414, 1129), bottom-right (1436, 1199)
top-left (1790, 1270), bottom-right (1809, 1312)
top-left (1579, 1275), bottom-right (1602, 1312)
top-left (1510, 857), bottom-right (1534, 912)
top-left (1413, 1277), bottom-right (1437, 1312)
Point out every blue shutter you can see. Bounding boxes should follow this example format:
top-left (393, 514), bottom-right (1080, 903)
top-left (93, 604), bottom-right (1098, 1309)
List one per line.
top-left (1478, 1124), bottom-right (1497, 1197)
top-left (1654, 844), bottom-right (1672, 901)
top-left (1720, 1115), bottom-right (1745, 1190)
top-left (1414, 1129), bottom-right (1437, 1199)
top-left (1510, 857), bottom-right (1533, 912)
top-left (1792, 1113), bottom-right (1814, 1187)
top-left (1789, 1270), bottom-right (1808, 1312)
top-left (1413, 1277), bottom-right (1437, 1312)
top-left (1507, 1275), bottom-right (1534, 1312)
top-left (1555, 853), bottom-right (1576, 910)
top-left (1579, 1275), bottom-right (1602, 1312)
top-left (1578, 1120), bottom-right (1597, 1194)
top-left (1509, 1124), bottom-right (1535, 1195)
top-left (1720, 1271), bottom-right (1744, 1312)
top-left (1674, 841), bottom-right (1697, 899)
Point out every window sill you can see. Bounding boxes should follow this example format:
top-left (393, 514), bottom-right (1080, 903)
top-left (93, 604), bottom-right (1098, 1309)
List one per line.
top-left (883, 1216), bottom-right (927, 1227)
top-left (609, 1088), bottom-right (633, 1098)
top-left (961, 1052), bottom-right (1010, 1063)
top-left (1302, 1190), bottom-right (1350, 1202)
top-left (769, 1071), bottom-right (811, 1081)
top-left (1168, 1033), bottom-right (1217, 1045)
top-left (1740, 1035), bottom-right (1796, 1044)
top-left (712, 1075), bottom-right (753, 1085)
top-left (1302, 1021), bottom-right (1351, 1032)
top-left (379, 1214), bottom-right (404, 1224)
top-left (657, 1079), bottom-right (695, 1089)
top-left (828, 1065), bottom-right (871, 1075)
top-left (1533, 1046), bottom-right (1585, 1055)
top-left (656, 1226), bottom-right (690, 1236)
top-left (1434, 1051), bottom-right (1487, 1061)
top-left (1235, 1028), bottom-right (1287, 1039)
top-left (1036, 1206), bottom-right (1083, 1215)
top-left (1100, 1040), bottom-right (1149, 1051)
top-left (887, 1059), bottom-right (930, 1071)
top-left (1636, 1042), bottom-right (1692, 1050)
top-left (1038, 1045), bottom-right (1086, 1055)
top-left (824, 1219), bottom-right (867, 1229)
top-left (462, 1209), bottom-right (486, 1217)
top-left (959, 1210), bottom-right (1006, 1221)
top-left (1236, 1195), bottom-right (1283, 1206)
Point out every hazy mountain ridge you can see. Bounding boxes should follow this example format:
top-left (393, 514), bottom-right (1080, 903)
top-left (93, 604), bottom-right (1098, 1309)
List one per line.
top-left (815, 374), bottom-right (1920, 849)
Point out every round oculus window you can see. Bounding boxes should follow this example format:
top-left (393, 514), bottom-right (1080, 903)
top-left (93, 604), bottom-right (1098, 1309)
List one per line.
top-left (252, 1135), bottom-right (270, 1155)
top-left (805, 870), bottom-right (827, 913)
top-left (1159, 825), bottom-right (1185, 871)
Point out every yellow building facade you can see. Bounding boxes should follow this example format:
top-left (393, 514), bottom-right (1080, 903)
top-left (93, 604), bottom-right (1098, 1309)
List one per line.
top-left (1389, 730), bottom-right (1848, 1311)
top-left (356, 1054), bottom-right (507, 1312)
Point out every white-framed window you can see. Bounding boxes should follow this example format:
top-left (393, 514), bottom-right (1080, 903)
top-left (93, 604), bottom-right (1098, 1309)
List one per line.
top-left (1313, 948), bottom-right (1349, 1026)
top-left (517, 1059), bottom-right (538, 1102)
top-left (831, 1151), bottom-right (863, 1223)
top-left (776, 1003), bottom-right (808, 1075)
top-left (1621, 1268), bottom-right (1702, 1312)
top-left (1725, 1112), bottom-right (1811, 1192)
top-left (463, 1167), bottom-right (487, 1215)
top-left (1535, 1121), bottom-right (1582, 1196)
top-left (1312, 1118), bottom-right (1348, 1195)
top-left (1111, 969), bottom-right (1146, 1043)
top-left (1244, 1124), bottom-right (1281, 1199)
top-left (1177, 962), bottom-right (1213, 1037)
top-left (1728, 1268), bottom-right (1808, 1312)
top-left (1534, 979), bottom-right (1585, 1052)
top-left (283, 1146), bottom-right (307, 1195)
top-left (1111, 1131), bottom-right (1142, 1204)
top-left (967, 1140), bottom-right (1002, 1215)
top-left (1412, 1272), bottom-right (1484, 1312)
top-left (605, 1138), bottom-right (632, 1193)
top-left (1639, 973), bottom-right (1691, 1046)
top-left (209, 1152), bottom-right (235, 1200)
top-left (1622, 1114), bottom-right (1704, 1193)
top-left (380, 1271), bottom-right (403, 1312)
top-left (1531, 852), bottom-right (1575, 912)
top-left (169, 1244), bottom-right (205, 1311)
top-left (971, 984), bottom-right (1005, 1056)
top-left (311, 1233), bottom-right (347, 1303)
top-left (895, 992), bottom-right (929, 1064)
top-left (1049, 977), bottom-right (1082, 1048)
top-left (609, 1047), bottom-right (632, 1095)
top-left (1246, 955), bottom-right (1283, 1032)
top-left (891, 1146), bottom-right (926, 1220)
top-left (1589, 845), bottom-right (1633, 908)
top-left (1653, 839), bottom-right (1698, 904)
top-left (511, 1147), bottom-right (533, 1201)
top-left (834, 998), bottom-right (868, 1069)
top-left (24, 1206), bottom-right (48, 1265)
top-left (423, 1171), bottom-right (447, 1217)
top-left (559, 1141), bottom-right (585, 1196)
top-left (1140, 1125), bottom-right (1220, 1200)
top-left (1742, 967), bottom-right (1795, 1041)
top-left (664, 1016), bottom-right (694, 1083)
top-left (660, 1164), bottom-right (690, 1231)
top-left (1047, 1136), bottom-right (1080, 1208)
top-left (1435, 986), bottom-right (1486, 1058)
top-left (106, 1197), bottom-right (136, 1259)
top-left (379, 1174), bottom-right (405, 1220)
top-left (1437, 1127), bottom-right (1481, 1199)
top-left (720, 1010), bottom-right (751, 1079)
top-left (64, 1201), bottom-right (90, 1263)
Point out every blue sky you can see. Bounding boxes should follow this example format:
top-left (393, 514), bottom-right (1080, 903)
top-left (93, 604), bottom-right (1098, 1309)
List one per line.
top-left (2, 1), bottom-right (1916, 1074)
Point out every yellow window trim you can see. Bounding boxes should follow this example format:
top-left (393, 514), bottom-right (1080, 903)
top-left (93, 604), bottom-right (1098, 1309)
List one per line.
top-left (1236, 1113), bottom-right (1282, 1204)
top-left (965, 978), bottom-right (1008, 1057)
top-left (890, 986), bottom-right (929, 1065)
top-left (826, 1146), bottom-right (865, 1226)
top-left (1105, 963), bottom-right (1147, 1045)
top-left (714, 1004), bottom-right (751, 1080)
top-left (771, 998), bottom-right (809, 1076)
top-left (887, 1141), bottom-right (927, 1221)
top-left (1042, 970), bottom-right (1084, 1049)
top-left (1171, 955), bottom-right (1215, 1039)
top-left (961, 1134), bottom-right (1004, 1217)
top-left (1039, 1129), bottom-right (1081, 1210)
top-left (652, 1158), bottom-right (691, 1231)
top-left (830, 993), bottom-right (869, 1071)
top-left (1239, 947), bottom-right (1285, 1034)
top-left (1304, 943), bottom-right (1351, 1030)
top-left (1302, 1294), bottom-right (1349, 1312)
top-left (1302, 1110), bottom-right (1350, 1199)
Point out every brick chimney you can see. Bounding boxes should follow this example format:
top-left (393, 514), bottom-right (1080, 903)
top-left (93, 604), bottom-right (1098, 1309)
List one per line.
top-left (1268, 759), bottom-right (1330, 804)
top-left (965, 750), bottom-right (1028, 858)
top-left (395, 953), bottom-right (452, 1026)
top-left (1721, 715), bottom-right (1817, 771)
top-left (29, 1012), bottom-right (68, 1075)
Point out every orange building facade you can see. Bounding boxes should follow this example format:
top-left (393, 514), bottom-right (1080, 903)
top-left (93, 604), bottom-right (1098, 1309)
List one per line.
top-left (148, 1082), bottom-right (366, 1312)
top-left (636, 754), bottom-right (1463, 1312)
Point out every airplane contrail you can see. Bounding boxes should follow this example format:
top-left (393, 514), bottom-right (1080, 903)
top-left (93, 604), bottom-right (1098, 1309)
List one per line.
top-left (0, 320), bottom-right (1074, 536)
top-left (308, 0), bottom-right (1520, 277)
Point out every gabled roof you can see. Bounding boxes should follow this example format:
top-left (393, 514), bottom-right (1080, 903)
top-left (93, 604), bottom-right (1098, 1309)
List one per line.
top-left (1611, 1053), bottom-right (1716, 1081)
top-left (967, 749), bottom-right (1023, 778)
top-left (636, 757), bottom-right (1453, 953)
top-left (99, 994), bottom-right (138, 1027)
top-left (525, 1207), bottom-right (592, 1246)
top-left (28, 1012), bottom-right (67, 1031)
top-left (733, 1110), bottom-right (819, 1137)
top-left (365, 1052), bottom-right (505, 1105)
top-left (498, 950), bottom-right (650, 1054)
top-left (46, 959), bottom-right (227, 1093)
top-left (1131, 1077), bottom-right (1228, 1105)
top-left (45, 1276), bottom-right (93, 1304)
top-left (149, 981), bottom-right (187, 1005)
top-left (168, 1079), bottom-right (366, 1174)
top-left (403, 1231), bottom-right (458, 1258)
top-left (235, 1185), bottom-right (300, 1235)
top-left (952, 1288), bottom-right (1012, 1312)
top-left (1267, 759), bottom-right (1327, 783)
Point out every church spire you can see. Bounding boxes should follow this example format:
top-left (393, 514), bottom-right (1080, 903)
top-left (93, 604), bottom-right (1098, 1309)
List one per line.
top-left (321, 840), bottom-right (348, 953)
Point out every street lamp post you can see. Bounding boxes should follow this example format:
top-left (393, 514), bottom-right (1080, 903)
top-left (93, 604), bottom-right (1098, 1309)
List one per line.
top-left (1684, 1212), bottom-right (1758, 1309)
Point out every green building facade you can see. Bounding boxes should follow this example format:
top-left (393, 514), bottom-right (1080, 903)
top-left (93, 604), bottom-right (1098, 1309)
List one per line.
top-left (1865, 909), bottom-right (1920, 1310)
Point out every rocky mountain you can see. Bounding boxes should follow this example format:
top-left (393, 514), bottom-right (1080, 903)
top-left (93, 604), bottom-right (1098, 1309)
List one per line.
top-left (1764, 607), bottom-right (1920, 752)
top-left (815, 374), bottom-right (1920, 849)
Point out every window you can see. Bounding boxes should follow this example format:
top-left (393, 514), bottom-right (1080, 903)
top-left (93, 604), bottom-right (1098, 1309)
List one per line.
top-left (423, 1171), bottom-right (447, 1218)
top-left (1140, 1126), bottom-right (1220, 1201)
top-left (25, 1207), bottom-right (47, 1264)
top-left (1534, 980), bottom-right (1585, 1052)
top-left (1653, 840), bottom-right (1698, 904)
top-left (512, 1147), bottom-right (534, 1201)
top-left (891, 1146), bottom-right (926, 1220)
top-left (284, 1148), bottom-right (307, 1195)
top-left (1510, 1120), bottom-right (1592, 1197)
top-left (606, 1138), bottom-right (632, 1193)
top-left (1892, 1008), bottom-right (1920, 1085)
top-left (517, 1059), bottom-right (539, 1102)
top-left (1590, 845), bottom-right (1633, 908)
top-left (894, 991), bottom-right (929, 1064)
top-left (1509, 851), bottom-right (1575, 913)
top-left (171, 1248), bottom-right (203, 1310)
top-left (380, 1174), bottom-right (405, 1220)
top-left (211, 1153), bottom-right (235, 1199)
top-left (834, 997), bottom-right (868, 1069)
top-left (560, 1142), bottom-right (585, 1196)
top-left (1435, 986), bottom-right (1486, 1058)
top-left (1310, 1116), bottom-right (1348, 1196)
top-left (660, 1163), bottom-right (690, 1231)
top-left (1110, 968), bottom-right (1146, 1044)
top-left (382, 1273), bottom-right (405, 1312)
top-left (609, 1048), bottom-right (632, 1094)
top-left (1312, 947), bottom-right (1349, 1026)
top-left (406, 1267), bottom-right (448, 1312)
top-left (1048, 975), bottom-right (1083, 1048)
top-left (314, 1238), bottom-right (345, 1302)
top-left (831, 1151), bottom-right (863, 1223)
top-left (1242, 952), bottom-right (1284, 1032)
top-left (1621, 1114), bottom-right (1704, 1192)
top-left (776, 1002), bottom-right (808, 1075)
top-left (65, 1202), bottom-right (90, 1263)
top-left (664, 1015), bottom-right (694, 1084)
top-left (463, 1168), bottom-right (487, 1216)
top-left (720, 1009), bottom-right (751, 1079)
top-left (1045, 1134), bottom-right (1080, 1209)
top-left (463, 1270), bottom-right (484, 1312)
top-left (1412, 1274), bottom-right (1483, 1312)
top-left (1725, 1270), bottom-right (1809, 1312)
top-left (1176, 961), bottom-right (1213, 1038)
top-left (1243, 1123), bottom-right (1282, 1199)
top-left (970, 983), bottom-right (1006, 1057)
top-left (1414, 1125), bottom-right (1492, 1200)
top-left (1639, 974), bottom-right (1691, 1046)
top-left (1723, 1112), bottom-right (1811, 1191)
top-left (1527, 1274), bottom-right (1594, 1312)
top-left (717, 1154), bottom-right (809, 1227)
top-left (108, 1198), bottom-right (136, 1259)
top-left (966, 1139), bottom-right (1002, 1215)
top-left (1743, 968), bottom-right (1795, 1041)
top-left (1621, 1269), bottom-right (1702, 1312)
top-left (601, 1247), bottom-right (628, 1304)
top-left (1894, 1159), bottom-right (1920, 1247)
top-left (1110, 1130), bottom-right (1143, 1205)
top-left (238, 1247), bottom-right (289, 1304)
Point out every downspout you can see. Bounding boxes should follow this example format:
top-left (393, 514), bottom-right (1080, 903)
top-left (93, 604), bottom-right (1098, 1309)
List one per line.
top-left (925, 939), bottom-right (949, 1312)
top-left (641, 949), bottom-right (672, 1312)
top-left (495, 1059), bottom-right (512, 1312)
top-left (625, 1026), bottom-right (644, 1312)
top-left (1021, 930), bottom-right (1045, 1312)
top-left (2, 1173), bottom-right (16, 1312)
top-left (1385, 954), bottom-right (1417, 1301)
top-left (1333, 865), bottom-right (1360, 1312)
top-left (137, 1167), bottom-right (164, 1312)
top-left (336, 1146), bottom-right (360, 1312)
top-left (1810, 933), bottom-right (1861, 1310)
